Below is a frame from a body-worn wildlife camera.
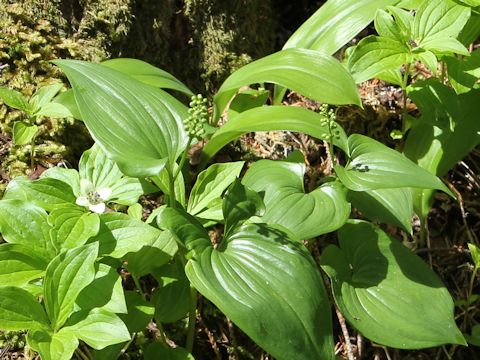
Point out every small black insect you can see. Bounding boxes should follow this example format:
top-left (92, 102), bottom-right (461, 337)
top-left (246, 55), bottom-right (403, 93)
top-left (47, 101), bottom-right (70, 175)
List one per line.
top-left (407, 39), bottom-right (418, 47)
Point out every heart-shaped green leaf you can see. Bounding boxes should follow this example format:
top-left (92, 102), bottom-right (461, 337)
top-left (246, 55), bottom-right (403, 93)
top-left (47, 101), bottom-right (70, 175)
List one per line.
top-left (0, 243), bottom-right (49, 287)
top-left (321, 220), bottom-right (465, 348)
top-left (67, 308), bottom-right (130, 350)
top-left (335, 134), bottom-right (453, 196)
top-left (44, 243), bottom-right (98, 330)
top-left (284, 0), bottom-right (400, 55)
top-left (54, 60), bottom-right (188, 177)
top-left (0, 286), bottom-right (49, 330)
top-left (186, 223), bottom-right (335, 360)
top-left (347, 188), bottom-right (413, 233)
top-left (214, 48), bottom-right (361, 120)
top-left (242, 159), bottom-right (350, 239)
top-left (202, 105), bottom-right (349, 163)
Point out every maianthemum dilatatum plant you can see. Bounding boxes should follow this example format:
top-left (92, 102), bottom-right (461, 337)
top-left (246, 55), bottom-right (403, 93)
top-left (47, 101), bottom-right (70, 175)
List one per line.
top-left (0, 0), bottom-right (479, 359)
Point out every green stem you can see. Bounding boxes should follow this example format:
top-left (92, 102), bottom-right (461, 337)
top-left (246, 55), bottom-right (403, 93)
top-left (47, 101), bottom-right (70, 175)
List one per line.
top-left (174, 137), bottom-right (193, 181)
top-left (401, 62), bottom-right (412, 132)
top-left (75, 347), bottom-right (91, 360)
top-left (167, 169), bottom-right (176, 209)
top-left (132, 274), bottom-right (145, 300)
top-left (327, 121), bottom-right (336, 168)
top-left (186, 287), bottom-right (198, 354)
top-left (157, 322), bottom-right (168, 344)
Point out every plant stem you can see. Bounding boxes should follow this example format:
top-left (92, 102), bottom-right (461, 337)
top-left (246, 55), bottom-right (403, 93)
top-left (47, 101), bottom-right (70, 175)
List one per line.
top-left (186, 286), bottom-right (198, 353)
top-left (174, 137), bottom-right (193, 181)
top-left (156, 321), bottom-right (168, 344)
top-left (167, 169), bottom-right (176, 209)
top-left (75, 347), bottom-right (90, 360)
top-left (401, 62), bottom-right (412, 132)
top-left (132, 274), bottom-right (145, 300)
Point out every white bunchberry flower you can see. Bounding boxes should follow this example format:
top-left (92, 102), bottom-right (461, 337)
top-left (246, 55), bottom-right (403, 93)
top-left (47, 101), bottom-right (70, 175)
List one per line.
top-left (75, 179), bottom-right (112, 213)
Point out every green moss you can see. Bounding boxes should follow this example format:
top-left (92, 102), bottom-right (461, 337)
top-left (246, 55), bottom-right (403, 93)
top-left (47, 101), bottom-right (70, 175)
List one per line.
top-left (0, 0), bottom-right (276, 184)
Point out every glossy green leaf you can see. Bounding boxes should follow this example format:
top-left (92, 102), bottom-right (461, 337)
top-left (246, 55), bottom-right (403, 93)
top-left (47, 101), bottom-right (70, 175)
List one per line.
top-left (228, 88), bottom-right (269, 118)
top-left (3, 176), bottom-right (76, 211)
top-left (30, 83), bottom-right (64, 110)
top-left (403, 81), bottom-right (480, 218)
top-left (468, 243), bottom-right (480, 268)
top-left (67, 308), bottom-right (130, 349)
top-left (119, 291), bottom-right (154, 333)
top-left (347, 188), bottom-right (413, 233)
top-left (79, 144), bottom-right (144, 205)
top-left (0, 87), bottom-right (29, 111)
top-left (242, 159), bottom-right (350, 239)
top-left (186, 223), bottom-right (335, 360)
top-left (375, 9), bottom-right (405, 41)
top-left (334, 134), bottom-right (453, 196)
top-left (35, 102), bottom-right (73, 118)
top-left (385, 5), bottom-right (414, 39)
top-left (27, 327), bottom-right (79, 360)
top-left (144, 343), bottom-right (194, 360)
top-left (413, 0), bottom-right (471, 43)
top-left (44, 243), bottom-right (98, 330)
top-left (75, 263), bottom-right (127, 314)
top-left (0, 286), bottom-right (49, 330)
top-left (54, 60), bottom-right (188, 177)
top-left (101, 58), bottom-right (193, 96)
top-left (445, 49), bottom-right (480, 94)
top-left (347, 36), bottom-right (411, 83)
top-left (283, 0), bottom-right (399, 54)
top-left (0, 199), bottom-right (52, 252)
top-left (321, 220), bottom-right (465, 348)
top-left (188, 161), bottom-right (244, 215)
top-left (223, 179), bottom-right (265, 235)
top-left (13, 121), bottom-right (38, 145)
top-left (156, 207), bottom-right (211, 254)
top-left (125, 230), bottom-right (178, 276)
top-left (152, 262), bottom-right (190, 323)
top-left (127, 203), bottom-right (143, 220)
top-left (0, 243), bottom-right (49, 286)
top-left (41, 167), bottom-right (80, 195)
top-left (97, 213), bottom-right (176, 259)
top-left (419, 37), bottom-right (469, 55)
top-left (49, 205), bottom-right (100, 250)
top-left (52, 89), bottom-right (81, 119)
top-left (202, 105), bottom-right (349, 163)
top-left (214, 48), bottom-right (361, 120)
top-left (458, 11), bottom-right (480, 45)
top-left (92, 343), bottom-right (126, 360)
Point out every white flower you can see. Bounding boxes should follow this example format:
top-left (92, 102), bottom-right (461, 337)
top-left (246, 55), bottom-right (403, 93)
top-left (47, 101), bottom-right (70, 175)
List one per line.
top-left (75, 179), bottom-right (112, 213)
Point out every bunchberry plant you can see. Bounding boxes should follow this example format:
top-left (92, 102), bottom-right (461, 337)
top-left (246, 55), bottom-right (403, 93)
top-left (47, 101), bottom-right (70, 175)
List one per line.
top-left (0, 0), bottom-right (478, 359)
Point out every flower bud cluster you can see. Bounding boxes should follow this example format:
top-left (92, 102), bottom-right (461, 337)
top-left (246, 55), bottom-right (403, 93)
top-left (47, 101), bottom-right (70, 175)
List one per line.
top-left (319, 104), bottom-right (341, 141)
top-left (184, 94), bottom-right (209, 139)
